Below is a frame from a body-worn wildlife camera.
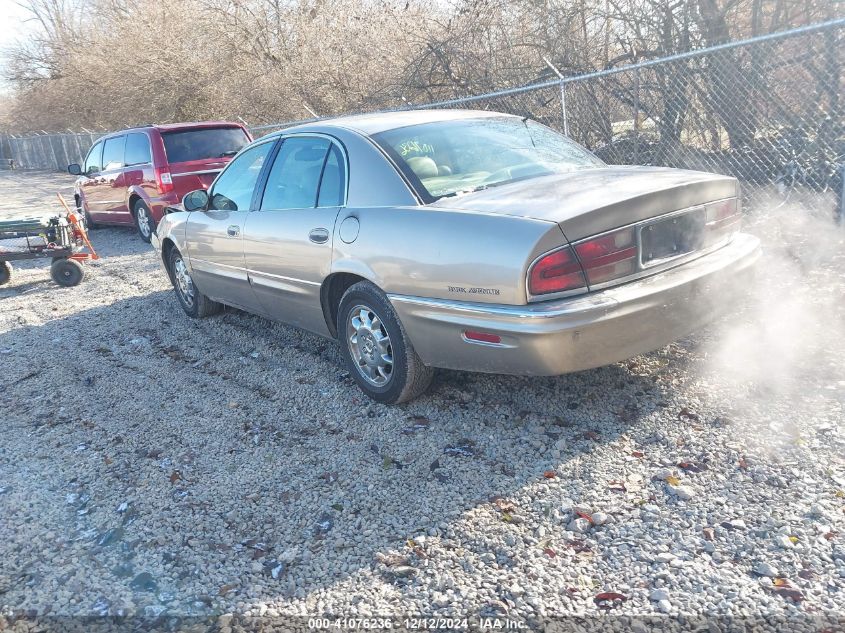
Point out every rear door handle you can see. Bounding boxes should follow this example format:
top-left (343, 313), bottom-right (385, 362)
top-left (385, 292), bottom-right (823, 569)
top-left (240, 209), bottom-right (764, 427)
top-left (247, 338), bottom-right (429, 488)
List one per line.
top-left (227, 225), bottom-right (240, 237)
top-left (309, 228), bottom-right (329, 244)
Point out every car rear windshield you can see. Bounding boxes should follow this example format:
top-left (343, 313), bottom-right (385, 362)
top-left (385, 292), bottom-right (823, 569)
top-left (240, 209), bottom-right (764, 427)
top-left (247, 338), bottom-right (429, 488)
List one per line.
top-left (372, 117), bottom-right (604, 202)
top-left (161, 127), bottom-right (250, 164)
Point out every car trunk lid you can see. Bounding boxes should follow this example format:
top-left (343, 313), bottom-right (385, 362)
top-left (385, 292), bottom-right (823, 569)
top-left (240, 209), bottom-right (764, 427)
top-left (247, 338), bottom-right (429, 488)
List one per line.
top-left (430, 165), bottom-right (738, 242)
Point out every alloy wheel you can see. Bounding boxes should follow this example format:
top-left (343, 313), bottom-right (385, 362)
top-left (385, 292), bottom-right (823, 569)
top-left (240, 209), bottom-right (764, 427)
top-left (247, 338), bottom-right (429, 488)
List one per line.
top-left (347, 304), bottom-right (394, 386)
top-left (173, 257), bottom-right (195, 308)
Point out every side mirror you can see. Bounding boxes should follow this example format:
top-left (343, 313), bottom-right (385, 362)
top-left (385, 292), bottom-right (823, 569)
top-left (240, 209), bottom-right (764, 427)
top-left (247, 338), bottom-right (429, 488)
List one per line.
top-left (68, 163), bottom-right (82, 176)
top-left (183, 189), bottom-right (210, 212)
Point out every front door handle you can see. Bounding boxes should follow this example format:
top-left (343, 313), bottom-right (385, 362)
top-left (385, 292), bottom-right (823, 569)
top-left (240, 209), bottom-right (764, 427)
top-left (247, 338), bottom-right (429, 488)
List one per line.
top-left (227, 225), bottom-right (240, 237)
top-left (309, 228), bottom-right (329, 244)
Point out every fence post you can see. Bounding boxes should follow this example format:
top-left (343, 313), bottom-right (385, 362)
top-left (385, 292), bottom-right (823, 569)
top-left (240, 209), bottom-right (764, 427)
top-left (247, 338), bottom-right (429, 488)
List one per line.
top-left (543, 57), bottom-right (569, 136)
top-left (633, 67), bottom-right (640, 164)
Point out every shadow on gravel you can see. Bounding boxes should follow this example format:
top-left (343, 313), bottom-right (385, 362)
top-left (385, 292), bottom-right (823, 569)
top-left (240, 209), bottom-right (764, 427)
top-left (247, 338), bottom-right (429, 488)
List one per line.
top-left (0, 285), bottom-right (677, 620)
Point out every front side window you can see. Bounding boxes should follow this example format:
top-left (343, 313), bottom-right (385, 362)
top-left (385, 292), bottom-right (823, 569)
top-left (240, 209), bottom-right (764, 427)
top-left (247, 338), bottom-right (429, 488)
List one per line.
top-left (372, 117), bottom-right (604, 202)
top-left (84, 141), bottom-right (104, 174)
top-left (162, 127), bottom-right (250, 164)
top-left (101, 136), bottom-right (126, 170)
top-left (209, 141), bottom-right (273, 212)
top-left (125, 133), bottom-right (151, 166)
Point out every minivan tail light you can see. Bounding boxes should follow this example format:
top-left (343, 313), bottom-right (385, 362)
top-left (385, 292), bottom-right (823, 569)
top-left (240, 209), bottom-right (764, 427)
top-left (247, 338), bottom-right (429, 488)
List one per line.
top-left (528, 246), bottom-right (587, 296)
top-left (574, 227), bottom-right (638, 285)
top-left (155, 168), bottom-right (174, 194)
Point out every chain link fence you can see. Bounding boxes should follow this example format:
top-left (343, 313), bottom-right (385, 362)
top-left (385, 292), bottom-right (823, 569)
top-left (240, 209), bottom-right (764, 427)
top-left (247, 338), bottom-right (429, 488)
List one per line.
top-left (2, 19), bottom-right (843, 216)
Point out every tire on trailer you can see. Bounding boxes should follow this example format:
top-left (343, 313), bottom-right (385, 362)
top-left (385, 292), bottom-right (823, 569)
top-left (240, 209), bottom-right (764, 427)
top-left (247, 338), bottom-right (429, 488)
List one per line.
top-left (0, 261), bottom-right (11, 286)
top-left (50, 258), bottom-right (85, 287)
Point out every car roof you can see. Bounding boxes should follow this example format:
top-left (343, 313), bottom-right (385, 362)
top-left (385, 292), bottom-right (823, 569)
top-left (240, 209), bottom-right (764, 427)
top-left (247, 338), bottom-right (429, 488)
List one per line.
top-left (285, 109), bottom-right (518, 136)
top-left (105, 121), bottom-right (246, 136)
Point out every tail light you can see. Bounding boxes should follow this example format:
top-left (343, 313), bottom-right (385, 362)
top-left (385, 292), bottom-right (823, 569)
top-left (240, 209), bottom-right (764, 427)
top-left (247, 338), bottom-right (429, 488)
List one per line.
top-left (528, 246), bottom-right (587, 296)
top-left (155, 167), bottom-right (174, 194)
top-left (574, 227), bottom-right (638, 285)
top-left (704, 198), bottom-right (741, 246)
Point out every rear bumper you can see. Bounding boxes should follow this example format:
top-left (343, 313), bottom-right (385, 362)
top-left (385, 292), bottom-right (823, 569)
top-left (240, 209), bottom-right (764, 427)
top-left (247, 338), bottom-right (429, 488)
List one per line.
top-left (148, 192), bottom-right (180, 224)
top-left (389, 233), bottom-right (761, 376)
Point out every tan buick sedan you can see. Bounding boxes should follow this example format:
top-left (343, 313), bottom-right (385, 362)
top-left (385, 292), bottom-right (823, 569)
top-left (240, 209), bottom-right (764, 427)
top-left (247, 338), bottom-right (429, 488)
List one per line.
top-left (152, 110), bottom-right (761, 403)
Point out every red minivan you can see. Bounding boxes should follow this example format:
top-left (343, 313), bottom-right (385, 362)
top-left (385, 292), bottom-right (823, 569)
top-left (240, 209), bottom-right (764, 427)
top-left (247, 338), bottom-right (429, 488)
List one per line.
top-left (68, 122), bottom-right (252, 242)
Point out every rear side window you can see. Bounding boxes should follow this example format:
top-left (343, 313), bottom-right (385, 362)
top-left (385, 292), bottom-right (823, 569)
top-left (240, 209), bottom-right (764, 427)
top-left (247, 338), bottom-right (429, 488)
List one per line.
top-left (125, 133), bottom-right (151, 166)
top-left (318, 145), bottom-right (345, 207)
top-left (162, 127), bottom-right (250, 164)
top-left (102, 136), bottom-right (126, 170)
top-left (84, 141), bottom-right (104, 174)
top-left (261, 137), bottom-right (330, 210)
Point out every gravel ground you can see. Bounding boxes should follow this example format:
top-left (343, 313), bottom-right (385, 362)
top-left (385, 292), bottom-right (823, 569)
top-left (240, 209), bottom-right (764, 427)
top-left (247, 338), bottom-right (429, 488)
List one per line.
top-left (0, 170), bottom-right (844, 631)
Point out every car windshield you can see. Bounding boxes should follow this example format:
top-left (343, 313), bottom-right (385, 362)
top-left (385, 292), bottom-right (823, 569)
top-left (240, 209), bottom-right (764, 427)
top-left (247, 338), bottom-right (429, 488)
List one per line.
top-left (372, 117), bottom-right (604, 201)
top-left (161, 126), bottom-right (250, 163)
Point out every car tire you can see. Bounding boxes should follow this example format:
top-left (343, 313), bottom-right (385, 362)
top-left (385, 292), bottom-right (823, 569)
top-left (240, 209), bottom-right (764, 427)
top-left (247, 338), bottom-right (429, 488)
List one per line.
top-left (50, 258), bottom-right (85, 287)
top-left (167, 247), bottom-right (221, 318)
top-left (133, 200), bottom-right (156, 243)
top-left (337, 281), bottom-right (434, 404)
top-left (0, 261), bottom-right (11, 286)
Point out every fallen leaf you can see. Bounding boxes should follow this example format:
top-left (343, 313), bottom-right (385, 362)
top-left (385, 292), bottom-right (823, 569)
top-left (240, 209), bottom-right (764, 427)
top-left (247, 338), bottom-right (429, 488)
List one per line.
top-left (543, 470), bottom-right (557, 479)
top-left (630, 451), bottom-right (644, 458)
top-left (772, 587), bottom-right (805, 602)
top-left (377, 552), bottom-right (411, 567)
top-left (169, 470), bottom-right (182, 484)
top-left (665, 475), bottom-right (681, 486)
top-left (218, 583), bottom-right (237, 597)
top-left (789, 536), bottom-right (799, 544)
top-left (492, 498), bottom-right (517, 513)
top-left (501, 512), bottom-right (513, 522)
top-left (823, 531), bottom-right (838, 541)
top-left (575, 510), bottom-right (595, 524)
top-left (593, 592), bottom-right (628, 609)
top-left (677, 408), bottom-right (699, 421)
top-left (773, 578), bottom-right (791, 587)
top-left (835, 490), bottom-right (845, 499)
top-left (543, 547), bottom-right (557, 558)
top-left (678, 461), bottom-right (708, 473)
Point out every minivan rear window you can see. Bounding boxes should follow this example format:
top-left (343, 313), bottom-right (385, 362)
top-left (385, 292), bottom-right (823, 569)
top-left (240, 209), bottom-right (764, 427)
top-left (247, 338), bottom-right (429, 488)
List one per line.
top-left (161, 127), bottom-right (250, 164)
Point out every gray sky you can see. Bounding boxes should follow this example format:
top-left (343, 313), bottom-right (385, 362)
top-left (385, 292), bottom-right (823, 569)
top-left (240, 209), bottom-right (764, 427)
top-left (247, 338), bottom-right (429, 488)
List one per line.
top-left (0, 0), bottom-right (37, 94)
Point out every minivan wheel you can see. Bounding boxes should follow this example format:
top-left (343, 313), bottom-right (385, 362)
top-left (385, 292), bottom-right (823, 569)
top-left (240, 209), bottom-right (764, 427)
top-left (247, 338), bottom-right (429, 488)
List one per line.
top-left (167, 247), bottom-right (222, 318)
top-left (78, 200), bottom-right (98, 230)
top-left (133, 200), bottom-right (156, 243)
top-left (0, 261), bottom-right (12, 286)
top-left (337, 281), bottom-right (434, 404)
